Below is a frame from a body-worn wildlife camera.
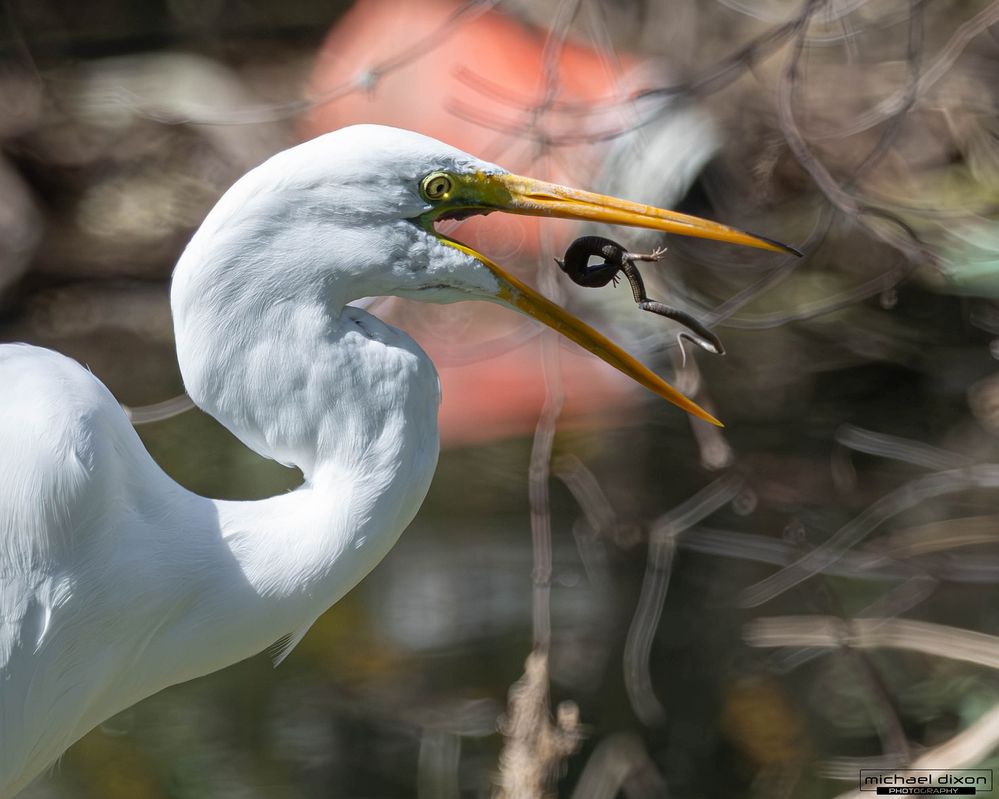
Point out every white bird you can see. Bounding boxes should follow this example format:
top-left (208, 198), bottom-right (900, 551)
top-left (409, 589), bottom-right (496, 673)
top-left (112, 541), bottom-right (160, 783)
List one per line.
top-left (0, 124), bottom-right (792, 796)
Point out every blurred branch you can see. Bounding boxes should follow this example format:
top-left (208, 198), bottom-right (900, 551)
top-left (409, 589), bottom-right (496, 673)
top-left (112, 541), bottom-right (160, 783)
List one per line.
top-left (777, 0), bottom-right (931, 265)
top-left (524, 0), bottom-right (582, 652)
top-left (766, 575), bottom-right (938, 674)
top-left (831, 704), bottom-right (999, 798)
top-left (826, 702), bottom-right (999, 797)
top-left (835, 423), bottom-right (973, 471)
top-left (418, 729), bottom-right (461, 799)
top-left (683, 525), bottom-right (999, 583)
top-left (817, 0), bottom-right (999, 140)
top-left (494, 651), bottom-right (583, 799)
top-left (740, 466), bottom-right (999, 608)
top-left (748, 613), bottom-right (999, 771)
top-left (911, 702), bottom-right (999, 769)
top-left (623, 474), bottom-right (744, 726)
top-left (745, 616), bottom-right (999, 671)
top-left (882, 515), bottom-right (999, 556)
top-left (553, 453), bottom-right (619, 537)
top-left (844, 0), bottom-right (924, 180)
top-left (569, 732), bottom-right (668, 799)
top-left (717, 257), bottom-right (904, 330)
top-left (529, 331), bottom-right (563, 649)
top-left (124, 393), bottom-right (194, 425)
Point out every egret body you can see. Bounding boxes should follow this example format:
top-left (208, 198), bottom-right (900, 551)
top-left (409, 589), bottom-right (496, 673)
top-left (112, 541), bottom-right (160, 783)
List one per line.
top-left (0, 125), bottom-right (792, 796)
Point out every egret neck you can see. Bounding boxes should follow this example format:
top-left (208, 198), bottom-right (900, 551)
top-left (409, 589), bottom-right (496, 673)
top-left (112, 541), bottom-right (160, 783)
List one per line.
top-left (171, 215), bottom-right (442, 673)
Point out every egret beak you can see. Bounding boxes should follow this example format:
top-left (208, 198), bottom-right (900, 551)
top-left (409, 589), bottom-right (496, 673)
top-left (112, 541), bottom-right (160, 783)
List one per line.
top-left (480, 173), bottom-right (801, 255)
top-left (442, 236), bottom-right (723, 426)
top-left (431, 172), bottom-right (800, 426)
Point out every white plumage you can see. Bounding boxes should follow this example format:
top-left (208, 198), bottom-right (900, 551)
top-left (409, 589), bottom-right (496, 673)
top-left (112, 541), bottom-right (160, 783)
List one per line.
top-left (0, 125), bottom-right (790, 796)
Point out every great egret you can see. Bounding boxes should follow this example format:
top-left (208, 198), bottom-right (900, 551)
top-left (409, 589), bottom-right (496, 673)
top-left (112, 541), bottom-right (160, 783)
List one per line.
top-left (0, 124), bottom-right (793, 796)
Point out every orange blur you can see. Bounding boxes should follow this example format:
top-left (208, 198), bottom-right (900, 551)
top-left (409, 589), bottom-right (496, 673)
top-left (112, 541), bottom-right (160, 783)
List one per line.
top-left (302, 0), bottom-right (663, 444)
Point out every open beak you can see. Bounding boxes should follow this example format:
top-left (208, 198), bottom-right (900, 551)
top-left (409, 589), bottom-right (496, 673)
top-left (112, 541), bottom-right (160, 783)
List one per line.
top-left (443, 236), bottom-right (723, 425)
top-left (436, 172), bottom-right (800, 426)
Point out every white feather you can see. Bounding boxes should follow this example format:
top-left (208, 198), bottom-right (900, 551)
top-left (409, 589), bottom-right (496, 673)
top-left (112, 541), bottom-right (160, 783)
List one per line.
top-left (0, 125), bottom-right (511, 796)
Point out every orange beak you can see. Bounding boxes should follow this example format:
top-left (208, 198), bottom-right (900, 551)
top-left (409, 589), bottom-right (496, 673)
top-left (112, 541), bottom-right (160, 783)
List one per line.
top-left (434, 171), bottom-right (799, 426)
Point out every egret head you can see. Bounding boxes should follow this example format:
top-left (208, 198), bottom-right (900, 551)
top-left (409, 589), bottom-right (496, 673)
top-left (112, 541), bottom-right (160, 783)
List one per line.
top-left (176, 125), bottom-right (797, 426)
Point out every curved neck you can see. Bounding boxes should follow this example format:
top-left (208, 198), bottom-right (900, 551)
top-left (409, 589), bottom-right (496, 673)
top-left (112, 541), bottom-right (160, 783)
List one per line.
top-left (20, 263), bottom-right (445, 777)
top-left (173, 210), bottom-right (442, 469)
top-left (167, 246), bottom-right (442, 670)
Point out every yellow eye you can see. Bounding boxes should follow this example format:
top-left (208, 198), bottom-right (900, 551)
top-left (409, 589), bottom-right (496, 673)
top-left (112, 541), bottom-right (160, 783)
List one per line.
top-left (421, 172), bottom-right (454, 201)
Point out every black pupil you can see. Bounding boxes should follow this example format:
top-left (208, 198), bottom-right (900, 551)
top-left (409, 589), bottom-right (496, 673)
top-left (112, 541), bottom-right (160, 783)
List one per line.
top-left (431, 179), bottom-right (447, 195)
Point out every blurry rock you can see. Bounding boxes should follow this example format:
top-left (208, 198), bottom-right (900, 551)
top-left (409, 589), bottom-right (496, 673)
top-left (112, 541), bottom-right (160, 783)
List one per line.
top-left (0, 36), bottom-right (45, 301)
top-left (61, 53), bottom-right (290, 168)
top-left (969, 372), bottom-right (999, 434)
top-left (0, 67), bottom-right (43, 139)
top-left (12, 281), bottom-right (172, 342)
top-left (11, 52), bottom-right (293, 281)
top-left (720, 675), bottom-right (809, 791)
top-left (0, 282), bottom-right (180, 405)
top-left (0, 157), bottom-right (42, 301)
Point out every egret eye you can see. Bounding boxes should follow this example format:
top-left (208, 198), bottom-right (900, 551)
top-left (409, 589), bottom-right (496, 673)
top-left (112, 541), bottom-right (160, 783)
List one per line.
top-left (421, 172), bottom-right (454, 201)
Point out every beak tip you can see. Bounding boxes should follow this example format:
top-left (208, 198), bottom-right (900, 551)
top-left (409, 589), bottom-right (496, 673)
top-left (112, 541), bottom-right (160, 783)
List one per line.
top-left (750, 232), bottom-right (803, 257)
top-left (680, 399), bottom-right (724, 427)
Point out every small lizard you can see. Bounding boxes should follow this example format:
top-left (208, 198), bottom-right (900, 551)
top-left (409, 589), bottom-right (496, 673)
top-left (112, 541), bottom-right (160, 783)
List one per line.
top-left (555, 235), bottom-right (724, 356)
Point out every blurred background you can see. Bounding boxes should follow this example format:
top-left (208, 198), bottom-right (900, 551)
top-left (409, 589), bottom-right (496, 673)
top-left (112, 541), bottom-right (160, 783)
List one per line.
top-left (3, 0), bottom-right (999, 796)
